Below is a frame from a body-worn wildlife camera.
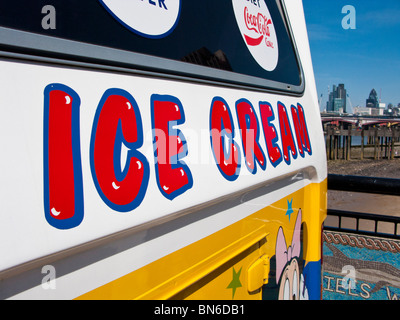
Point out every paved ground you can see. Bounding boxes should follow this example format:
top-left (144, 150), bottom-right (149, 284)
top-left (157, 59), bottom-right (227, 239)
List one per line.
top-left (327, 158), bottom-right (400, 179)
top-left (327, 158), bottom-right (400, 234)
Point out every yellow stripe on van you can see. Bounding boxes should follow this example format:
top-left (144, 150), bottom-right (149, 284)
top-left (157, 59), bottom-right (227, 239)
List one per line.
top-left (77, 180), bottom-right (327, 300)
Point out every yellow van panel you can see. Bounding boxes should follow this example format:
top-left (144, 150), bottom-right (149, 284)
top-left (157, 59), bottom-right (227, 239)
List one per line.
top-left (77, 180), bottom-right (326, 300)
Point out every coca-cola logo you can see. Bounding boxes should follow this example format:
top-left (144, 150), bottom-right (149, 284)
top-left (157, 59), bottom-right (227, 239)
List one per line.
top-left (244, 6), bottom-right (273, 47)
top-left (232, 0), bottom-right (279, 71)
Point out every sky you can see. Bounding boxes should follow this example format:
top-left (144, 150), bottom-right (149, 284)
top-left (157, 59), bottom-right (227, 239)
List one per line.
top-left (302, 0), bottom-right (400, 112)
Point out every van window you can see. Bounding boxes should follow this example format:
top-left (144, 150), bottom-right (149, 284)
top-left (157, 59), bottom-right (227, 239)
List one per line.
top-left (0, 0), bottom-right (302, 92)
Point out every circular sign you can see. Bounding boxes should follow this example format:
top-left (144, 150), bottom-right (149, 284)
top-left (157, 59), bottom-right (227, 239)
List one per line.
top-left (232, 0), bottom-right (279, 71)
top-left (99, 0), bottom-right (181, 39)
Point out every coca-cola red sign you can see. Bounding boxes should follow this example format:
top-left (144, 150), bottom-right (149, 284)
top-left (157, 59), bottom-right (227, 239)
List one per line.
top-left (232, 0), bottom-right (279, 71)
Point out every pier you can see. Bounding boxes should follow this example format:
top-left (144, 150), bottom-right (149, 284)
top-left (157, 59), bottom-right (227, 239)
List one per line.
top-left (322, 114), bottom-right (400, 160)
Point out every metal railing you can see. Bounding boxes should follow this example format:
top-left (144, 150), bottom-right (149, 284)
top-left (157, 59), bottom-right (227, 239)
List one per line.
top-left (325, 174), bottom-right (400, 239)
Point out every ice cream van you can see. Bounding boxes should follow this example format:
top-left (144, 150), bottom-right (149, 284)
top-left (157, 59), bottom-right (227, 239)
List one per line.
top-left (0, 0), bottom-right (327, 300)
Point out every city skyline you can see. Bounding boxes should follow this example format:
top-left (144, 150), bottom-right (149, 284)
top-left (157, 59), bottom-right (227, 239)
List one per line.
top-left (326, 83), bottom-right (347, 113)
top-left (303, 0), bottom-right (400, 112)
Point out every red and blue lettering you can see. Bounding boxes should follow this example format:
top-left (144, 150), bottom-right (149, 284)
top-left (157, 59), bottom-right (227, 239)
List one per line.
top-left (236, 98), bottom-right (266, 174)
top-left (291, 103), bottom-right (312, 157)
top-left (43, 84), bottom-right (84, 229)
top-left (259, 101), bottom-right (283, 167)
top-left (44, 81), bottom-right (314, 230)
top-left (209, 97), bottom-right (241, 181)
top-left (151, 94), bottom-right (193, 200)
top-left (278, 101), bottom-right (297, 164)
top-left (90, 89), bottom-right (149, 212)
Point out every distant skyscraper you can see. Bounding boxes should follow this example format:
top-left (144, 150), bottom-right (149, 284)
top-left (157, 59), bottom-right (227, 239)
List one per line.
top-left (366, 89), bottom-right (379, 108)
top-left (326, 83), bottom-right (347, 113)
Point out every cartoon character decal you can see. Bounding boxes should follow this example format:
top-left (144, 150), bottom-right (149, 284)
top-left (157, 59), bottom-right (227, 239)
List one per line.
top-left (263, 208), bottom-right (321, 300)
top-left (275, 209), bottom-right (308, 300)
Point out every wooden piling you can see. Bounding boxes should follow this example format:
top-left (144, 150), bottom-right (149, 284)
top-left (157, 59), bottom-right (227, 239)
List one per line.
top-left (346, 126), bottom-right (351, 160)
top-left (391, 130), bottom-right (395, 160)
top-left (385, 137), bottom-right (388, 159)
top-left (360, 128), bottom-right (364, 160)
top-left (323, 120), bottom-right (399, 161)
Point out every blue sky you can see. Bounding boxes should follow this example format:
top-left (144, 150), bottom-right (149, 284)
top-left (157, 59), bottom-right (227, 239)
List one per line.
top-left (302, 0), bottom-right (400, 111)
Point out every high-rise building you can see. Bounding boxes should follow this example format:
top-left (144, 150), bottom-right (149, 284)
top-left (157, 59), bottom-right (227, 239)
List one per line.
top-left (366, 89), bottom-right (379, 109)
top-left (326, 83), bottom-right (347, 113)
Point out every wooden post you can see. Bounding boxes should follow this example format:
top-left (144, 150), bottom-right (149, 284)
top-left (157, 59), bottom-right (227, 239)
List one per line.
top-left (334, 135), bottom-right (338, 160)
top-left (346, 126), bottom-right (351, 160)
top-left (328, 128), bottom-right (332, 160)
top-left (340, 124), bottom-right (344, 159)
top-left (342, 135), bottom-right (345, 159)
top-left (324, 128), bottom-right (328, 159)
top-left (361, 128), bottom-right (364, 160)
top-left (374, 128), bottom-right (378, 160)
top-left (385, 136), bottom-right (388, 159)
top-left (329, 131), bottom-right (332, 160)
top-left (391, 129), bottom-right (395, 160)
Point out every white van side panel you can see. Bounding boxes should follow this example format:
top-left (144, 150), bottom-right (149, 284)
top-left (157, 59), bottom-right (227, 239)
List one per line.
top-left (0, 0), bottom-right (326, 299)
